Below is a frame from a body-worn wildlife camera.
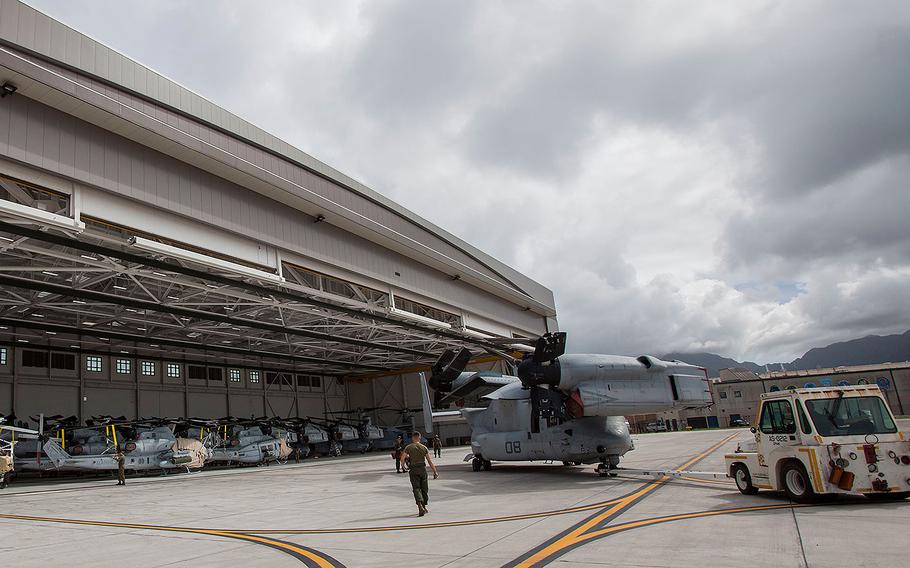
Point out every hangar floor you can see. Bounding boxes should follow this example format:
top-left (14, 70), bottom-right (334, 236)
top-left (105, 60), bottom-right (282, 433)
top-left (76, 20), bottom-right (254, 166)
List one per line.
top-left (2, 427), bottom-right (908, 567)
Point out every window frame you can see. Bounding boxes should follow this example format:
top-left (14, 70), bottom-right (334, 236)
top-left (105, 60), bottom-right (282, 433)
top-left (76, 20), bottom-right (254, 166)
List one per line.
top-left (85, 355), bottom-right (103, 373)
top-left (115, 358), bottom-right (132, 375)
top-left (759, 400), bottom-right (797, 435)
top-left (228, 368), bottom-right (242, 382)
top-left (50, 352), bottom-right (76, 370)
top-left (140, 361), bottom-right (156, 376)
top-left (22, 349), bottom-right (49, 368)
top-left (166, 362), bottom-right (181, 379)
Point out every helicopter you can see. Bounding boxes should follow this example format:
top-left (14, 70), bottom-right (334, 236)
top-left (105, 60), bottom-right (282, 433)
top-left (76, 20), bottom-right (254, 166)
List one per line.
top-left (12, 415), bottom-right (204, 473)
top-left (325, 408), bottom-right (386, 452)
top-left (372, 407), bottom-right (425, 451)
top-left (208, 417), bottom-right (294, 466)
top-left (420, 332), bottom-right (712, 475)
top-left (264, 417), bottom-right (330, 459)
top-left (307, 416), bottom-right (365, 456)
top-left (1, 414), bottom-right (43, 485)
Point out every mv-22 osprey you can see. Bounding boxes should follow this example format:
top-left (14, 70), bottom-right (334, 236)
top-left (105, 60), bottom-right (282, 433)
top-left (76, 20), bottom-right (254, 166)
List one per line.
top-left (420, 332), bottom-right (712, 475)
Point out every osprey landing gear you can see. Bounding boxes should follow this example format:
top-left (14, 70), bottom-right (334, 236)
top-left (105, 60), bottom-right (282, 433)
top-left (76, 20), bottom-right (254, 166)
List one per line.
top-left (596, 456), bottom-right (621, 477)
top-left (471, 457), bottom-right (492, 471)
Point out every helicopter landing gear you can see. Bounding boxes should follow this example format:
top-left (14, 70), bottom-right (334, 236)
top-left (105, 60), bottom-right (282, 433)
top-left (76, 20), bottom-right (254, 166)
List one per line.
top-left (472, 457), bottom-right (493, 471)
top-left (596, 462), bottom-right (618, 477)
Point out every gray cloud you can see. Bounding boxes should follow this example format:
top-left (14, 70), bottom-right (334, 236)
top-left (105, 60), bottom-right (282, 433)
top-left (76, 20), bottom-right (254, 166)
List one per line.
top-left (25, 0), bottom-right (910, 363)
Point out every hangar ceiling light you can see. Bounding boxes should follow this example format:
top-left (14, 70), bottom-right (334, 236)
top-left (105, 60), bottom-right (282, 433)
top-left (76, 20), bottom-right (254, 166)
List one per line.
top-left (0, 199), bottom-right (85, 233)
top-left (129, 236), bottom-right (284, 284)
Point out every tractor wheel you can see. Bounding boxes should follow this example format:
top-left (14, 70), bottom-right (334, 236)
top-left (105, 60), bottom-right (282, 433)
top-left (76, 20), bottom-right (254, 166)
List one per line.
top-left (781, 461), bottom-right (816, 503)
top-left (732, 464), bottom-right (759, 495)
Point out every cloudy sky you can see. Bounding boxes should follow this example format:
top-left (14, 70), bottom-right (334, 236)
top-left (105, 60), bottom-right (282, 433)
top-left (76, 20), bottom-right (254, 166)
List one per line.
top-left (27, 0), bottom-right (910, 363)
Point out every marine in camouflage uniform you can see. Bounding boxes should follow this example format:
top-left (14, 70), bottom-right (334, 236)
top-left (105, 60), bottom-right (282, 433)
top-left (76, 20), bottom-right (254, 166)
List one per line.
top-left (400, 432), bottom-right (438, 516)
top-left (115, 449), bottom-right (126, 486)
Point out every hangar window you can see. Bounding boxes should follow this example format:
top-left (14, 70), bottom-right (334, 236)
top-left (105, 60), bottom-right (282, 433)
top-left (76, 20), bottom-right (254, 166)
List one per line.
top-left (51, 353), bottom-right (76, 370)
top-left (296, 375), bottom-right (311, 388)
top-left (166, 363), bottom-right (181, 378)
top-left (249, 370), bottom-right (260, 384)
top-left (394, 297), bottom-right (462, 327)
top-left (282, 263), bottom-right (389, 306)
top-left (734, 391), bottom-right (742, 398)
top-left (208, 367), bottom-right (223, 382)
top-left (229, 369), bottom-right (241, 382)
top-left (0, 347), bottom-right (6, 365)
top-left (310, 376), bottom-right (322, 390)
top-left (86, 356), bottom-right (102, 373)
top-left (115, 359), bottom-right (132, 375)
top-left (188, 365), bottom-right (206, 381)
top-left (719, 391), bottom-right (727, 399)
top-left (22, 350), bottom-right (49, 368)
top-left (0, 174), bottom-right (70, 215)
top-left (141, 361), bottom-right (155, 376)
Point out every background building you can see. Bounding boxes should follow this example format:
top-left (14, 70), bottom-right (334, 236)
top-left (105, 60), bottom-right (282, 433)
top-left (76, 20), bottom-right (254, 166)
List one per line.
top-left (648, 362), bottom-right (910, 430)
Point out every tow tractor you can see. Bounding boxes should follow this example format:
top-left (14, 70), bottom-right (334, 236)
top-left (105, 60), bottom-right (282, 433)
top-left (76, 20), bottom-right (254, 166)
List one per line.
top-left (725, 385), bottom-right (910, 502)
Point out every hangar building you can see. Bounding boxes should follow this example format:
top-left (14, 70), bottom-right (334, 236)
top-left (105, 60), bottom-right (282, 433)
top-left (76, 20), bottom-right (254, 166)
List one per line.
top-left (0, 0), bottom-right (557, 439)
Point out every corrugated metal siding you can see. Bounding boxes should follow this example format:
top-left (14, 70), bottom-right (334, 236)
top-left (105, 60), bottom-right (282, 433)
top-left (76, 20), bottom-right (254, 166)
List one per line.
top-left (0, 93), bottom-right (546, 334)
top-left (0, 2), bottom-right (549, 303)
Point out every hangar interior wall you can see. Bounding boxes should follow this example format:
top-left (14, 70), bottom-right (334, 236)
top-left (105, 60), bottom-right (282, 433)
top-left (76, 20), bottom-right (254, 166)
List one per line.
top-left (1, 343), bottom-right (504, 444)
top-left (0, 345), bottom-right (348, 423)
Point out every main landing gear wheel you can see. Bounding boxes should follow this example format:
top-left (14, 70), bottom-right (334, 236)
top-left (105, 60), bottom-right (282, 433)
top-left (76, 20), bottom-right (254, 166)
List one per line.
top-left (596, 463), bottom-right (617, 477)
top-left (594, 463), bottom-right (619, 477)
top-left (482, 459), bottom-right (493, 471)
top-left (781, 461), bottom-right (816, 503)
top-left (472, 458), bottom-right (482, 472)
top-left (732, 464), bottom-right (758, 495)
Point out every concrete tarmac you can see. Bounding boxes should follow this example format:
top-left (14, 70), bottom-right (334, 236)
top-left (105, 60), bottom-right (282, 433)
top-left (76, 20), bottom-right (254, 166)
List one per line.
top-left (2, 426), bottom-right (908, 567)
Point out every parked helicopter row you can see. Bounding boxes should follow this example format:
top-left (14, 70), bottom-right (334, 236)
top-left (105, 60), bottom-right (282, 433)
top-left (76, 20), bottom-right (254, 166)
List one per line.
top-left (0, 407), bottom-right (422, 478)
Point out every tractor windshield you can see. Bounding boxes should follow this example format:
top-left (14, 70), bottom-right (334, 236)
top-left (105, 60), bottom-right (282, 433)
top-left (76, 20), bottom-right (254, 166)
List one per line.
top-left (805, 396), bottom-right (897, 436)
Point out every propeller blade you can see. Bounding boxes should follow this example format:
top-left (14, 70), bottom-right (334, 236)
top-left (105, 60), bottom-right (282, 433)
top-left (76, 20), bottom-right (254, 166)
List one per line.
top-left (429, 347), bottom-right (472, 391)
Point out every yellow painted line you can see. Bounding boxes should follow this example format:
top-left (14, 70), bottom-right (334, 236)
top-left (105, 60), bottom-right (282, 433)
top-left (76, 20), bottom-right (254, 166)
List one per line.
top-left (0, 514), bottom-right (340, 568)
top-left (250, 497), bottom-right (627, 534)
top-left (512, 433), bottom-right (738, 568)
top-left (576, 502), bottom-right (813, 542)
top-left (678, 476), bottom-right (734, 486)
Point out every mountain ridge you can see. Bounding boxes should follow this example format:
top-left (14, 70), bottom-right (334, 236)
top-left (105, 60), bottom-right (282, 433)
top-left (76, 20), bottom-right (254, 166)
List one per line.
top-left (662, 329), bottom-right (910, 377)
